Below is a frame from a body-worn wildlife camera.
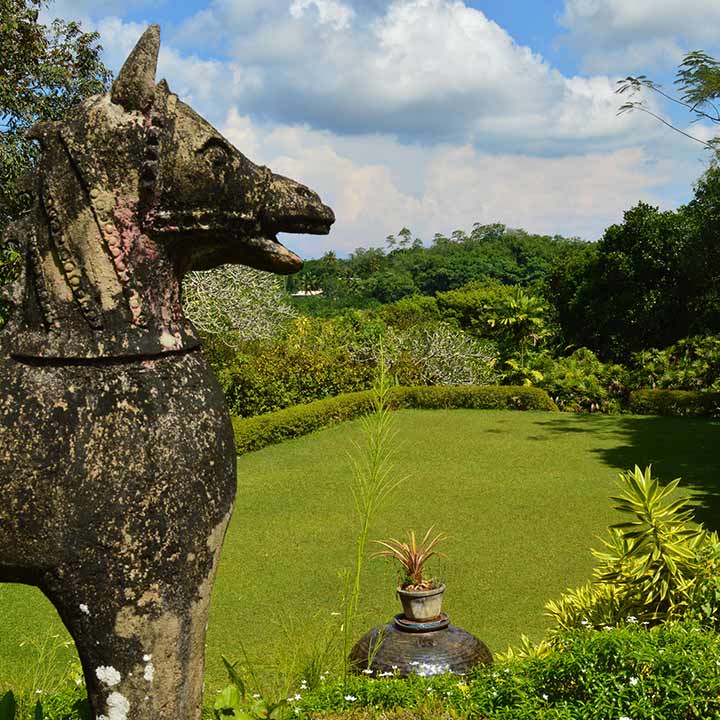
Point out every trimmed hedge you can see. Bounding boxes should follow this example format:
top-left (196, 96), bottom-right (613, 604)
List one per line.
top-left (232, 385), bottom-right (557, 454)
top-left (629, 388), bottom-right (720, 417)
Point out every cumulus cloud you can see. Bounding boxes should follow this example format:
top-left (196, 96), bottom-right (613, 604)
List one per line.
top-left (289, 0), bottom-right (355, 30)
top-left (168, 0), bottom-right (659, 153)
top-left (559, 0), bottom-right (720, 73)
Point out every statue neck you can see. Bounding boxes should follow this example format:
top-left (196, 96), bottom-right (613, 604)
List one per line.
top-left (5, 207), bottom-right (200, 360)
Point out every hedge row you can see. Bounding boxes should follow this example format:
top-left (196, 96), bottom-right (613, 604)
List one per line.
top-left (231, 384), bottom-right (557, 454)
top-left (629, 389), bottom-right (720, 417)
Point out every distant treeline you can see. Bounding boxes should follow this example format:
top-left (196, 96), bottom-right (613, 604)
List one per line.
top-left (290, 164), bottom-right (720, 363)
top-left (288, 223), bottom-right (583, 304)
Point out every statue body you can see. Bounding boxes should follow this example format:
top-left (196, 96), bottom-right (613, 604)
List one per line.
top-left (0, 25), bottom-right (333, 720)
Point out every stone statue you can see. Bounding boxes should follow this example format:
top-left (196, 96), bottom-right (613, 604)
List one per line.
top-left (0, 25), bottom-right (333, 720)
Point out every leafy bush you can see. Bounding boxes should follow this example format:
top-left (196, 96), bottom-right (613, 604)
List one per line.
top-left (531, 348), bottom-right (629, 413)
top-left (545, 466), bottom-right (720, 631)
top-left (9, 623), bottom-right (720, 719)
top-left (378, 295), bottom-right (441, 330)
top-left (212, 316), bottom-right (376, 417)
top-left (287, 622), bottom-right (720, 719)
top-left (628, 389), bottom-right (720, 417)
top-left (384, 323), bottom-right (498, 387)
top-left (232, 385), bottom-right (557, 454)
top-left (209, 314), bottom-right (499, 418)
top-left (628, 335), bottom-right (720, 391)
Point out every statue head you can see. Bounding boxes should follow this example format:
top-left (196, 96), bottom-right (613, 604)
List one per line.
top-left (8, 25), bottom-right (334, 359)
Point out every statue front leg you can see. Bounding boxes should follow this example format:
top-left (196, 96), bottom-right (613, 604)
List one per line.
top-left (43, 510), bottom-right (231, 720)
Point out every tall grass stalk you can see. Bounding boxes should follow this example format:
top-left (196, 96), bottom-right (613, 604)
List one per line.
top-left (342, 351), bottom-right (404, 675)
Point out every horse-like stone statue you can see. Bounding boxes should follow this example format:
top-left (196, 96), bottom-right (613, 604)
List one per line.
top-left (0, 25), bottom-right (333, 720)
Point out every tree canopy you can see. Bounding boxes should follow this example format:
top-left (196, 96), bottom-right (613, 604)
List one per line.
top-left (547, 164), bottom-right (720, 361)
top-left (288, 223), bottom-right (586, 312)
top-left (617, 50), bottom-right (720, 154)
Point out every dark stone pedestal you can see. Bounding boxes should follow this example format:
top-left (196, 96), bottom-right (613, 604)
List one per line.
top-left (350, 614), bottom-right (492, 677)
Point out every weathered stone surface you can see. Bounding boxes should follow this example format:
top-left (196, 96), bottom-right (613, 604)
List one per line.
top-left (0, 24), bottom-right (334, 720)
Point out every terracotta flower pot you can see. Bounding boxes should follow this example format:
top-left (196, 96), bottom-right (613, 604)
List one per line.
top-left (397, 584), bottom-right (445, 622)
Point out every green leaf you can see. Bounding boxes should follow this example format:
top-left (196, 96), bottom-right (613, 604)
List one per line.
top-left (221, 655), bottom-right (246, 695)
top-left (214, 685), bottom-right (243, 712)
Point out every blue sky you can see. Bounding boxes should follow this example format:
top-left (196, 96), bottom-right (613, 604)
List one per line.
top-left (45, 0), bottom-right (720, 257)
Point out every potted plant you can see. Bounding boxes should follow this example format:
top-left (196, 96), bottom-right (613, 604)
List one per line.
top-left (372, 527), bottom-right (447, 622)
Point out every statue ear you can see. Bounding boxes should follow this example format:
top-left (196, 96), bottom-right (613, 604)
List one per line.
top-left (111, 24), bottom-right (161, 112)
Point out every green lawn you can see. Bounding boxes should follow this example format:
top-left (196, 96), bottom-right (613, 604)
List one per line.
top-left (1, 410), bottom-right (718, 695)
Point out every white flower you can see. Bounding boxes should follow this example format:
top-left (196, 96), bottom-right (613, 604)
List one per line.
top-left (580, 619), bottom-right (590, 626)
top-left (79, 604), bottom-right (90, 615)
top-left (629, 677), bottom-right (639, 686)
top-left (626, 616), bottom-right (638, 623)
top-left (378, 671), bottom-right (393, 677)
top-left (361, 668), bottom-right (373, 675)
top-left (300, 679), bottom-right (308, 688)
top-left (542, 693), bottom-right (548, 700)
top-left (293, 693), bottom-right (301, 701)
top-left (603, 625), bottom-right (614, 631)
top-left (344, 695), bottom-right (357, 702)
top-left (252, 693), bottom-right (261, 699)
top-left (619, 716), bottom-right (632, 720)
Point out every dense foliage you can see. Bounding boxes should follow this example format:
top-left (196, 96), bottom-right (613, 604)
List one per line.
top-left (290, 623), bottom-right (720, 719)
top-left (289, 224), bottom-right (586, 310)
top-left (549, 173), bottom-right (720, 360)
top-left (628, 388), bottom-right (720, 417)
top-left (206, 313), bottom-right (499, 417)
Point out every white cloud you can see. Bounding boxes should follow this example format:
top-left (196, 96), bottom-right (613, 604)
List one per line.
top-left (167, 0), bottom-right (660, 153)
top-left (559, 0), bottom-right (720, 73)
top-left (289, 0), bottom-right (355, 30)
top-left (221, 109), bottom-right (706, 258)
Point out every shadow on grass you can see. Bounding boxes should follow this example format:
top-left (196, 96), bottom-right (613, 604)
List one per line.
top-left (533, 414), bottom-right (720, 532)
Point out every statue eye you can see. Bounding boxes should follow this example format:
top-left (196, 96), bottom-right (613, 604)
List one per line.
top-left (200, 140), bottom-right (231, 170)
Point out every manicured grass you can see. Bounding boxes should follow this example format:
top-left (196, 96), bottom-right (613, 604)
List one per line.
top-left (1, 410), bottom-right (718, 696)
